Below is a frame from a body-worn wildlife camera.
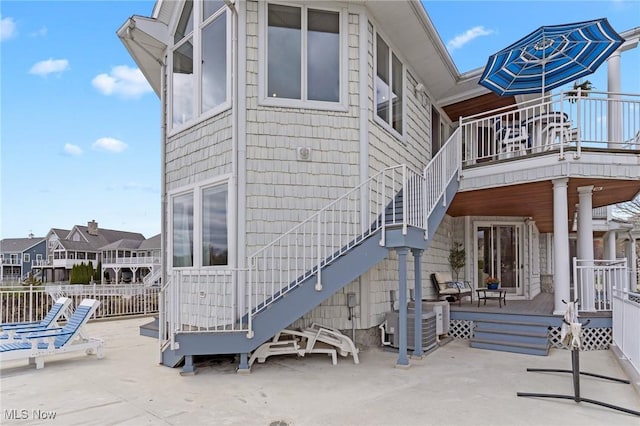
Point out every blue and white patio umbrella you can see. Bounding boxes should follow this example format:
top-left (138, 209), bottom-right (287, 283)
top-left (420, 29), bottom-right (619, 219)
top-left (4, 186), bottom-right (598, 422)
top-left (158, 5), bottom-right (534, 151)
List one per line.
top-left (478, 18), bottom-right (624, 96)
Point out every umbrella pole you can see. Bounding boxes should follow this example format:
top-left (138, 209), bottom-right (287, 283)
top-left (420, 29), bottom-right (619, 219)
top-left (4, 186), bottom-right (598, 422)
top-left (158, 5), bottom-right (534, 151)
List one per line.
top-left (517, 319), bottom-right (640, 417)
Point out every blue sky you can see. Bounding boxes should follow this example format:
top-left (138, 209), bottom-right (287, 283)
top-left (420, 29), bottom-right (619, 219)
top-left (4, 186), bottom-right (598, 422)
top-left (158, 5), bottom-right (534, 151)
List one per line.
top-left (1, 1), bottom-right (639, 240)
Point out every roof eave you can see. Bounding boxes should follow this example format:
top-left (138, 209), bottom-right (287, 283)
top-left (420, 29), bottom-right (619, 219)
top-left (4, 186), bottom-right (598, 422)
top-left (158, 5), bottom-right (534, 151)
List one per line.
top-left (117, 16), bottom-right (168, 97)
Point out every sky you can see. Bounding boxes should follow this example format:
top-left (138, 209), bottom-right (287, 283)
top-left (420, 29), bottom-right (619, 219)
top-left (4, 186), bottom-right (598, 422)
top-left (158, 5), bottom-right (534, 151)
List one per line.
top-left (1, 0), bottom-right (639, 240)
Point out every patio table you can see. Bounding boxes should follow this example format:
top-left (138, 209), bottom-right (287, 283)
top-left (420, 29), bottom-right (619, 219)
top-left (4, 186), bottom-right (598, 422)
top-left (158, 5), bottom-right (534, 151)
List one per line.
top-left (475, 288), bottom-right (507, 308)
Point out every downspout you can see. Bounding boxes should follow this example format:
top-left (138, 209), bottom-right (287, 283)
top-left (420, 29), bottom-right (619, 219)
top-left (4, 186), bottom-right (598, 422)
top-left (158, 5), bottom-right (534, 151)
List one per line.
top-left (226, 0), bottom-right (248, 334)
top-left (357, 10), bottom-right (370, 332)
top-left (160, 57), bottom-right (167, 355)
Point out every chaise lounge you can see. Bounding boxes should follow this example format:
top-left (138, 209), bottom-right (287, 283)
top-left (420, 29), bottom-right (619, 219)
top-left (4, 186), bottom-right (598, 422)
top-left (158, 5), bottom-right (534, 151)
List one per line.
top-left (1, 297), bottom-right (72, 341)
top-left (0, 299), bottom-right (103, 369)
top-left (431, 272), bottom-right (473, 306)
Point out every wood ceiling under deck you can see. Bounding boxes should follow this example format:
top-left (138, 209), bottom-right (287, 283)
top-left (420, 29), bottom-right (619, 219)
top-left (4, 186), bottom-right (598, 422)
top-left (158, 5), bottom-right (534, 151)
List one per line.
top-left (447, 178), bottom-right (640, 233)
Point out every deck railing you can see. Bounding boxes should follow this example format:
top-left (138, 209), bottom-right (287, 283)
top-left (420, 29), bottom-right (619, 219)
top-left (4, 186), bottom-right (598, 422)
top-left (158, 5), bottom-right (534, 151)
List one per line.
top-left (612, 287), bottom-right (640, 376)
top-left (0, 284), bottom-right (159, 323)
top-left (573, 258), bottom-right (627, 312)
top-left (460, 91), bottom-right (640, 166)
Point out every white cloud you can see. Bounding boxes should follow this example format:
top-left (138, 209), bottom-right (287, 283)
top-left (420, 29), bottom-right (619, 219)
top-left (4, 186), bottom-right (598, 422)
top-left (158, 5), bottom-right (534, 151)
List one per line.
top-left (29, 58), bottom-right (70, 76)
top-left (1, 16), bottom-right (17, 41)
top-left (91, 65), bottom-right (152, 99)
top-left (92, 137), bottom-right (128, 153)
top-left (447, 26), bottom-right (494, 50)
top-left (63, 143), bottom-right (83, 156)
top-left (30, 26), bottom-right (47, 37)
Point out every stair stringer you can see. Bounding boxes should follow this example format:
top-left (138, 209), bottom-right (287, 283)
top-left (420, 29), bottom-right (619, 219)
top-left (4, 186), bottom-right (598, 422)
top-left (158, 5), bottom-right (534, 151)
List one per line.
top-left (162, 174), bottom-right (461, 365)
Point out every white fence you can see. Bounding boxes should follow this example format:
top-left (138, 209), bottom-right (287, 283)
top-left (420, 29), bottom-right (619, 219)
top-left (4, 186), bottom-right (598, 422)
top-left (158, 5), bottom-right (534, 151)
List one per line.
top-left (0, 284), bottom-right (159, 323)
top-left (573, 258), bottom-right (627, 312)
top-left (612, 288), bottom-right (640, 377)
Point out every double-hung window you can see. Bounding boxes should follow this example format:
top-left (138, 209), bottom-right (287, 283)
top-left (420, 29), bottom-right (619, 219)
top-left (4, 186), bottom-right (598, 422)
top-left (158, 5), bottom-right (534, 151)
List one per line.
top-left (375, 33), bottom-right (404, 137)
top-left (171, 0), bottom-right (229, 130)
top-left (171, 180), bottom-right (229, 268)
top-left (263, 2), bottom-right (345, 109)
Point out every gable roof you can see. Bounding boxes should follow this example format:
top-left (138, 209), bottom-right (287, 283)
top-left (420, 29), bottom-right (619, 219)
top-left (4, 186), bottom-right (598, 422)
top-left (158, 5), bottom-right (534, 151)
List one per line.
top-left (0, 237), bottom-right (46, 254)
top-left (69, 225), bottom-right (145, 251)
top-left (139, 233), bottom-right (161, 250)
top-left (100, 238), bottom-right (146, 250)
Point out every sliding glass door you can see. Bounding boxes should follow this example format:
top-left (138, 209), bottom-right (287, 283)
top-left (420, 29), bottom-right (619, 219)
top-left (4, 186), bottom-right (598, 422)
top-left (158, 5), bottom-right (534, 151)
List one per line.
top-left (475, 223), bottom-right (523, 295)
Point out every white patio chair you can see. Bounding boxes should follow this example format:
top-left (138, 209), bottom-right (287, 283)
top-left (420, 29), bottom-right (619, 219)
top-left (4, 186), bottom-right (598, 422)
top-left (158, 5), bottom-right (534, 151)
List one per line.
top-left (493, 118), bottom-right (528, 158)
top-left (0, 297), bottom-right (72, 341)
top-left (0, 299), bottom-right (103, 369)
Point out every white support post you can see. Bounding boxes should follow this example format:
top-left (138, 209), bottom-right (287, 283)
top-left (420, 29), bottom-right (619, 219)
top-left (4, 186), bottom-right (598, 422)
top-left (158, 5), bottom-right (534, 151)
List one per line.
top-left (577, 186), bottom-right (595, 311)
top-left (553, 178), bottom-right (571, 315)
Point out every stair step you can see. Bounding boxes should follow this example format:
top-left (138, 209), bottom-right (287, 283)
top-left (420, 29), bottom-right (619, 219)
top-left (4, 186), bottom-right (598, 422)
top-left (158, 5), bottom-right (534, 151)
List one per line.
top-left (474, 319), bottom-right (549, 334)
top-left (471, 338), bottom-right (550, 356)
top-left (474, 329), bottom-right (548, 346)
top-left (474, 327), bottom-right (548, 338)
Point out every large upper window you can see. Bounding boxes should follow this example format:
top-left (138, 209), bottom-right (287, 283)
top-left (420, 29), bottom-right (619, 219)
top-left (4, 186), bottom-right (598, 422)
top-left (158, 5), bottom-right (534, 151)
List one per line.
top-left (265, 3), bottom-right (342, 106)
top-left (171, 0), bottom-right (228, 129)
top-left (171, 181), bottom-right (229, 268)
top-left (375, 34), bottom-right (404, 136)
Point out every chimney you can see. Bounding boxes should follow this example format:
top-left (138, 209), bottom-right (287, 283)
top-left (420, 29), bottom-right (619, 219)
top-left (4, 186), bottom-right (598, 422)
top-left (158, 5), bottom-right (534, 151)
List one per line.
top-left (88, 220), bottom-right (99, 236)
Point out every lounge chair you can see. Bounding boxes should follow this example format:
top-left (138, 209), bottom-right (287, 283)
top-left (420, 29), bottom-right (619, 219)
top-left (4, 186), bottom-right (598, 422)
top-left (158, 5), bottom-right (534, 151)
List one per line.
top-left (302, 323), bottom-right (359, 364)
top-left (1, 297), bottom-right (72, 341)
top-left (0, 299), bottom-right (103, 369)
top-left (430, 272), bottom-right (472, 306)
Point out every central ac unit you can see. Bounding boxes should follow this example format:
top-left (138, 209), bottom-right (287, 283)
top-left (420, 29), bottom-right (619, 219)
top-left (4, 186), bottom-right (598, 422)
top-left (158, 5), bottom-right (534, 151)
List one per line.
top-left (408, 300), bottom-right (450, 336)
top-left (384, 309), bottom-right (437, 352)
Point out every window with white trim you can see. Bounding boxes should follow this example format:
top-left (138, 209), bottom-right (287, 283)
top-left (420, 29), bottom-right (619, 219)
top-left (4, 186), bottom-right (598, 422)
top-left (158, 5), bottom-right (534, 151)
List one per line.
top-left (375, 33), bottom-right (404, 136)
top-left (264, 2), bottom-right (343, 107)
top-left (171, 0), bottom-right (229, 129)
top-left (23, 253), bottom-right (30, 263)
top-left (171, 180), bottom-right (229, 268)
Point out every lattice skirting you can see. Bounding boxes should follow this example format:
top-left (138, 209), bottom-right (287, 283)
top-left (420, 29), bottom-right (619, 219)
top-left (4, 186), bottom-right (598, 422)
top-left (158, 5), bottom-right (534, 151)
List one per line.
top-left (449, 320), bottom-right (474, 340)
top-left (548, 326), bottom-right (611, 350)
top-left (449, 320), bottom-right (611, 351)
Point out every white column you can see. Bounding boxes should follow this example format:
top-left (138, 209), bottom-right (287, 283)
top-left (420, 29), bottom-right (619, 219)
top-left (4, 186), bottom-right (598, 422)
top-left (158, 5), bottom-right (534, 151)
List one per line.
top-left (577, 186), bottom-right (595, 311)
top-left (628, 234), bottom-right (638, 292)
top-left (607, 51), bottom-right (622, 148)
top-left (552, 178), bottom-right (571, 315)
top-left (605, 231), bottom-right (617, 260)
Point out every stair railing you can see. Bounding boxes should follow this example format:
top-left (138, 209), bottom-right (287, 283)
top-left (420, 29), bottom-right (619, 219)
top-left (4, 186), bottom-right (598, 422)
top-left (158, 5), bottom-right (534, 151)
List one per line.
top-left (247, 164), bottom-right (426, 335)
top-left (423, 128), bottom-right (462, 239)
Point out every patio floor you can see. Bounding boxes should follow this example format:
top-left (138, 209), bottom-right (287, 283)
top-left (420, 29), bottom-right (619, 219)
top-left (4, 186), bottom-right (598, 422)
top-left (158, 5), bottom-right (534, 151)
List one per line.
top-left (1, 316), bottom-right (639, 425)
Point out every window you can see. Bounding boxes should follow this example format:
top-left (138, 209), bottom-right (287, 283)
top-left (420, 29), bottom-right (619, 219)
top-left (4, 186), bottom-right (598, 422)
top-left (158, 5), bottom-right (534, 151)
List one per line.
top-left (171, 180), bottom-right (229, 268)
top-left (265, 3), bottom-right (342, 106)
top-left (23, 253), bottom-right (30, 263)
top-left (375, 33), bottom-right (404, 136)
top-left (202, 185), bottom-right (228, 266)
top-left (171, 0), bottom-right (228, 129)
top-left (173, 192), bottom-right (194, 267)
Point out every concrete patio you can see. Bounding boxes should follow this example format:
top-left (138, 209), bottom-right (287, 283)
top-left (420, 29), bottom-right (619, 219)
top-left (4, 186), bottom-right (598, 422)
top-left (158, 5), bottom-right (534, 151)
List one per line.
top-left (1, 316), bottom-right (639, 425)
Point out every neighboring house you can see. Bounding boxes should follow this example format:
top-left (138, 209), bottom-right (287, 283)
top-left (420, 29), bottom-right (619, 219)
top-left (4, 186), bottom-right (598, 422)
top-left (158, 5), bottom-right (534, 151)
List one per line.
top-left (101, 234), bottom-right (162, 284)
top-left (33, 220), bottom-right (146, 283)
top-left (119, 1), bottom-right (640, 372)
top-left (0, 235), bottom-right (46, 283)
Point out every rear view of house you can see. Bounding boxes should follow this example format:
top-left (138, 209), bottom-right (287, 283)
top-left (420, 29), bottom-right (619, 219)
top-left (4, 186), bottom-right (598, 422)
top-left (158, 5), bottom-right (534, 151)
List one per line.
top-left (119, 0), bottom-right (640, 372)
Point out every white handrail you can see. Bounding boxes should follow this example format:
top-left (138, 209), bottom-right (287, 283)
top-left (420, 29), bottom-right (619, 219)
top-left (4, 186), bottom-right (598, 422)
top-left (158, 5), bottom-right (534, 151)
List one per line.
top-left (574, 258), bottom-right (627, 312)
top-left (460, 91), bottom-right (640, 165)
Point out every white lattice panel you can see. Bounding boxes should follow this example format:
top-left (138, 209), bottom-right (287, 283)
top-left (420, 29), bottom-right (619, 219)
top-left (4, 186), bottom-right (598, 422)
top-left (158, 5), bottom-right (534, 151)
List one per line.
top-left (549, 326), bottom-right (611, 350)
top-left (449, 320), bottom-right (473, 340)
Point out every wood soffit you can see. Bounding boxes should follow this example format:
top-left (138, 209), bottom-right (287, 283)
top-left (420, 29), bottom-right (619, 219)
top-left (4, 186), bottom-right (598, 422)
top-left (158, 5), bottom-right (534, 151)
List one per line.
top-left (447, 178), bottom-right (640, 234)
